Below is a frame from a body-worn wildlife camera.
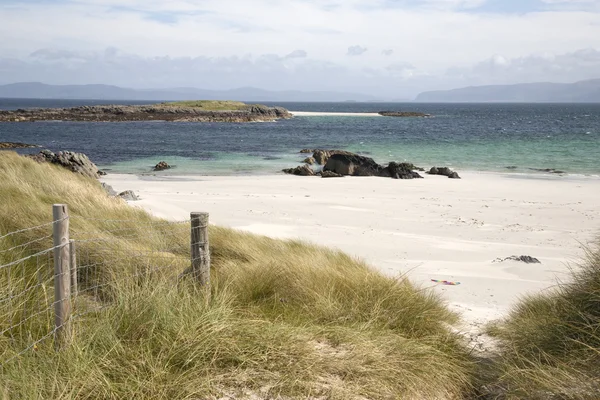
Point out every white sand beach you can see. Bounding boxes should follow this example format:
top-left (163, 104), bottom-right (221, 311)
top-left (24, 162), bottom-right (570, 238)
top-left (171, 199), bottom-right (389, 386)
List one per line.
top-left (290, 111), bottom-right (382, 117)
top-left (102, 172), bottom-right (600, 327)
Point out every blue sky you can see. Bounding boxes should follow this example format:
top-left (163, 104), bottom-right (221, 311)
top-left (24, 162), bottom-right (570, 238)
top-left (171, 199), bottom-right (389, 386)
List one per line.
top-left (0, 0), bottom-right (599, 98)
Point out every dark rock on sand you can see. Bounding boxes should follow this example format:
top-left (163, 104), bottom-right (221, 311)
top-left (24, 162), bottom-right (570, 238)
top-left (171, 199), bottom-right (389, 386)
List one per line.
top-left (28, 150), bottom-right (104, 179)
top-left (321, 171), bottom-right (344, 178)
top-left (154, 161), bottom-right (171, 171)
top-left (0, 142), bottom-right (40, 149)
top-left (384, 162), bottom-right (424, 179)
top-left (427, 166), bottom-right (461, 179)
top-left (118, 190), bottom-right (139, 201)
top-left (101, 183), bottom-right (118, 197)
top-left (323, 153), bottom-right (384, 176)
top-left (282, 164), bottom-right (314, 176)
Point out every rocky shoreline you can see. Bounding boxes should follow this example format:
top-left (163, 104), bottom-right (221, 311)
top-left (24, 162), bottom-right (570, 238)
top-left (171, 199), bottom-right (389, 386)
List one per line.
top-left (0, 104), bottom-right (293, 123)
top-left (284, 149), bottom-right (461, 180)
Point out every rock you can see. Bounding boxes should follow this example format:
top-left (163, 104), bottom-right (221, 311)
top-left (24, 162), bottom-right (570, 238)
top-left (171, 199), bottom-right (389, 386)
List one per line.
top-left (154, 161), bottom-right (171, 171)
top-left (101, 183), bottom-right (117, 197)
top-left (321, 171), bottom-right (343, 178)
top-left (379, 111), bottom-right (430, 117)
top-left (528, 168), bottom-right (565, 174)
top-left (299, 149), bottom-right (314, 154)
top-left (312, 149), bottom-right (356, 166)
top-left (494, 255), bottom-right (541, 264)
top-left (384, 162), bottom-right (424, 179)
top-left (303, 157), bottom-right (316, 165)
top-left (427, 166), bottom-right (461, 179)
top-left (313, 150), bottom-right (331, 165)
top-left (0, 142), bottom-right (39, 149)
top-left (282, 165), bottom-right (314, 176)
top-left (28, 150), bottom-right (103, 179)
top-left (118, 190), bottom-right (139, 201)
top-left (323, 153), bottom-right (383, 176)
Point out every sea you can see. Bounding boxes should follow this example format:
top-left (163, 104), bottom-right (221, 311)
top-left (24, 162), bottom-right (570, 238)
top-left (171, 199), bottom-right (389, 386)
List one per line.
top-left (1, 98), bottom-right (599, 177)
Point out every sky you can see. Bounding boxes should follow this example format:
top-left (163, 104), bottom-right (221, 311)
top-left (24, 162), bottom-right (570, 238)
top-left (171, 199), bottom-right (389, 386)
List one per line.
top-left (0, 0), bottom-right (599, 99)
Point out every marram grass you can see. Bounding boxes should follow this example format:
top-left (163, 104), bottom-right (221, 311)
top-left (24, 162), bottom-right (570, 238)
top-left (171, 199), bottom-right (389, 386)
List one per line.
top-left (488, 240), bottom-right (600, 399)
top-left (0, 152), bottom-right (476, 399)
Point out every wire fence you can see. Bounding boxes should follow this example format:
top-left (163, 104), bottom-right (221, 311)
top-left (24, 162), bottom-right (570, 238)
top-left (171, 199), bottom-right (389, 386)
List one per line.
top-left (0, 205), bottom-right (209, 369)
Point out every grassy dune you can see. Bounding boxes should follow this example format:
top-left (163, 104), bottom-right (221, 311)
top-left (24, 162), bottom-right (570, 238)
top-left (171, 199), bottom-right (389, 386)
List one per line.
top-left (488, 242), bottom-right (600, 399)
top-left (0, 152), bottom-right (475, 399)
top-left (162, 100), bottom-right (250, 110)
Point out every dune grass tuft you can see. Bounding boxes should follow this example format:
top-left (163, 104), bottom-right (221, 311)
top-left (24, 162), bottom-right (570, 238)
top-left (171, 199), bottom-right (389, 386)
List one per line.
top-left (0, 152), bottom-right (475, 399)
top-left (488, 241), bottom-right (600, 399)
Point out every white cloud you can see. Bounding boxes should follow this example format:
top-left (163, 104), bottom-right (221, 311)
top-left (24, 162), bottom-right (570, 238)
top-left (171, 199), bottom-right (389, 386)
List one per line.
top-left (0, 0), bottom-right (599, 97)
top-left (347, 45), bottom-right (368, 56)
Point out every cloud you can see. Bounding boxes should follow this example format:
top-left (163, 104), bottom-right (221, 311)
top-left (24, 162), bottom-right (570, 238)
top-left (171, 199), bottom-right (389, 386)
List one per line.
top-left (382, 49), bottom-right (394, 56)
top-left (284, 49), bottom-right (308, 59)
top-left (347, 45), bottom-right (368, 56)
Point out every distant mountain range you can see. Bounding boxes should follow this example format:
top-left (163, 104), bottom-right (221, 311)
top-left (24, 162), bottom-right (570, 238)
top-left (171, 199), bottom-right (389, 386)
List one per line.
top-left (0, 82), bottom-right (380, 102)
top-left (415, 79), bottom-right (600, 103)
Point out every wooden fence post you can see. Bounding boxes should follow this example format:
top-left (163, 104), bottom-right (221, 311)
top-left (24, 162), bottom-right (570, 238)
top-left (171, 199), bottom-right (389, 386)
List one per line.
top-left (190, 212), bottom-right (210, 288)
top-left (53, 204), bottom-right (72, 349)
top-left (69, 239), bottom-right (77, 298)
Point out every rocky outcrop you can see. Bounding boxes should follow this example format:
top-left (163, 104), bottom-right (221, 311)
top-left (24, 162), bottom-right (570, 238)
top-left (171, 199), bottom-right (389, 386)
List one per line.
top-left (379, 111), bottom-right (430, 117)
top-left (311, 149), bottom-right (356, 165)
top-left (321, 171), bottom-right (343, 178)
top-left (154, 161), bottom-right (171, 171)
top-left (303, 157), bottom-right (316, 165)
top-left (384, 162), bottom-right (424, 179)
top-left (118, 190), bottom-right (139, 201)
top-left (282, 165), bottom-right (314, 176)
top-left (427, 167), bottom-right (461, 179)
top-left (0, 142), bottom-right (39, 149)
top-left (101, 183), bottom-right (118, 197)
top-left (528, 168), bottom-right (565, 174)
top-left (0, 104), bottom-right (293, 123)
top-left (28, 150), bottom-right (104, 179)
top-left (324, 153), bottom-right (384, 176)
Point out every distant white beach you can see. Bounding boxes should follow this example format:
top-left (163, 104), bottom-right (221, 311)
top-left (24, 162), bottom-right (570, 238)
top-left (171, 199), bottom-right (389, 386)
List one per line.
top-left (290, 111), bottom-right (382, 117)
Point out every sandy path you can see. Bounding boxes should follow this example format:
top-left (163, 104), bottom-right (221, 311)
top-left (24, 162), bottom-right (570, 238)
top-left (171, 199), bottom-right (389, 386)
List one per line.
top-left (102, 172), bottom-right (600, 326)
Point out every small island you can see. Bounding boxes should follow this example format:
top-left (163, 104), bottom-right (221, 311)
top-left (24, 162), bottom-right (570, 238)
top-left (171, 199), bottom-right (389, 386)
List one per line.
top-left (378, 111), bottom-right (430, 117)
top-left (0, 100), bottom-right (293, 123)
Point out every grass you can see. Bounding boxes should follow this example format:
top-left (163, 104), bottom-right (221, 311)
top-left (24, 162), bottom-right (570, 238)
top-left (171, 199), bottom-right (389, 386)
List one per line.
top-left (0, 152), bottom-right (476, 399)
top-left (162, 100), bottom-right (250, 111)
top-left (487, 241), bottom-right (600, 399)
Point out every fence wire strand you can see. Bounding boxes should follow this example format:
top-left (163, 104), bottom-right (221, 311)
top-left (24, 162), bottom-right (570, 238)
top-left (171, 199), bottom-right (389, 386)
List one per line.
top-left (1, 214), bottom-right (197, 368)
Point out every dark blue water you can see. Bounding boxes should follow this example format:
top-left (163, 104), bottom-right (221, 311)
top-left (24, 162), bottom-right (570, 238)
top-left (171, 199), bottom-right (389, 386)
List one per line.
top-left (1, 99), bottom-right (599, 175)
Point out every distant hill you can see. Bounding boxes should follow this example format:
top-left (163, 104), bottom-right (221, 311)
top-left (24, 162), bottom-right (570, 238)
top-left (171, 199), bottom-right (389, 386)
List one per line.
top-left (415, 79), bottom-right (600, 103)
top-left (0, 82), bottom-right (378, 102)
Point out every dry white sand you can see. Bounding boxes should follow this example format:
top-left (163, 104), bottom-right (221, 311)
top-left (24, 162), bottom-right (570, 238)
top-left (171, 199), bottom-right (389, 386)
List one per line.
top-left (102, 172), bottom-right (600, 329)
top-left (290, 111), bottom-right (382, 117)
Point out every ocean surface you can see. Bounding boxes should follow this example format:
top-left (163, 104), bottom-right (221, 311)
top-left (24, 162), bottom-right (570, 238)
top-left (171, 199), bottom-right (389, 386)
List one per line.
top-left (1, 98), bottom-right (599, 176)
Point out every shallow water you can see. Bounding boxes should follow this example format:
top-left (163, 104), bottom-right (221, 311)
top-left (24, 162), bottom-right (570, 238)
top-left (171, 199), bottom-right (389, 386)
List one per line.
top-left (1, 99), bottom-right (598, 176)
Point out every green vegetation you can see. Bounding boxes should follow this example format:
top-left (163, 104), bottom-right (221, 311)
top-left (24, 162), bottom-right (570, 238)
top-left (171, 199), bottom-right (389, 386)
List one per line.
top-left (162, 100), bottom-right (249, 111)
top-left (0, 152), bottom-right (475, 399)
top-left (488, 242), bottom-right (600, 399)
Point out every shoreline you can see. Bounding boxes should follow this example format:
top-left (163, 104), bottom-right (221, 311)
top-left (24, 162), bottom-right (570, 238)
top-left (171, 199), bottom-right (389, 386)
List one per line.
top-left (102, 171), bottom-right (600, 326)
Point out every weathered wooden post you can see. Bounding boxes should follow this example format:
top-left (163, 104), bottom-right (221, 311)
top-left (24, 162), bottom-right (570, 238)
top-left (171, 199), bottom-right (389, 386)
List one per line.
top-left (53, 204), bottom-right (72, 349)
top-left (69, 239), bottom-right (77, 298)
top-left (190, 212), bottom-right (210, 288)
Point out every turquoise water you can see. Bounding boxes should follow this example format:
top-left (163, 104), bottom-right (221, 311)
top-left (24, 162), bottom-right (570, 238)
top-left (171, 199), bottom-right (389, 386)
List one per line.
top-left (1, 100), bottom-right (599, 176)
